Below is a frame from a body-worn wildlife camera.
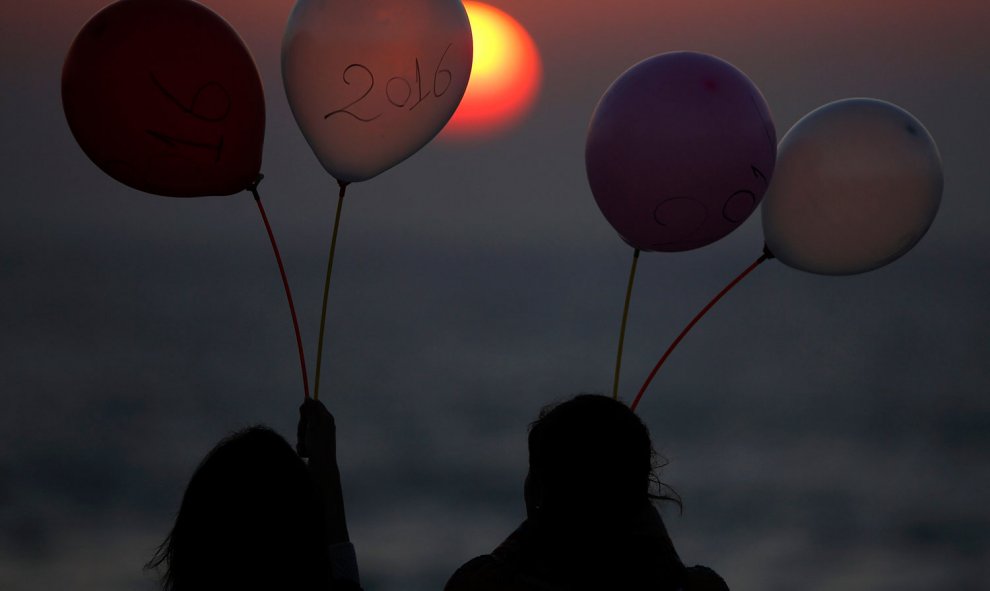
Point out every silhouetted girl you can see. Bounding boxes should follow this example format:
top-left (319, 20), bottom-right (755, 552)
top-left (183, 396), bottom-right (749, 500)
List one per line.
top-left (148, 400), bottom-right (360, 590)
top-left (446, 394), bottom-right (729, 591)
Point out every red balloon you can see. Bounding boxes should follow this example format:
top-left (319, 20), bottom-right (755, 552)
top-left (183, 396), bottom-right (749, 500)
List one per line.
top-left (62, 0), bottom-right (265, 197)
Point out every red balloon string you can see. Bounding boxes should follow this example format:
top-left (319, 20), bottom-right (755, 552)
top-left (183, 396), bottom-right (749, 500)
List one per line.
top-left (629, 247), bottom-right (774, 412)
top-left (249, 176), bottom-right (311, 400)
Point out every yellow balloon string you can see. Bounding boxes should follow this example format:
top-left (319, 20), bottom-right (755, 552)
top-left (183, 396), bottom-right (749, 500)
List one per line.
top-left (613, 248), bottom-right (641, 400)
top-left (313, 181), bottom-right (348, 401)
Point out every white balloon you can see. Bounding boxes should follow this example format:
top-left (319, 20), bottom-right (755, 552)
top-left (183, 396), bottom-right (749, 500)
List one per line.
top-left (282, 0), bottom-right (473, 183)
top-left (762, 98), bottom-right (942, 275)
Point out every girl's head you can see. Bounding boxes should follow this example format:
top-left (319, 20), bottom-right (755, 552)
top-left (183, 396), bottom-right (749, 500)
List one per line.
top-left (148, 426), bottom-right (330, 590)
top-left (525, 394), bottom-right (678, 527)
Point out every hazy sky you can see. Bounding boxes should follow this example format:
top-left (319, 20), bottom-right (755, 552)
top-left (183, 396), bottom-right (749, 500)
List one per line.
top-left (2, 1), bottom-right (989, 590)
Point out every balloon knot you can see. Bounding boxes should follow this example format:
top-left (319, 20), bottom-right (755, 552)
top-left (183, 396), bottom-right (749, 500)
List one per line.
top-left (762, 243), bottom-right (776, 260)
top-left (247, 173), bottom-right (265, 200)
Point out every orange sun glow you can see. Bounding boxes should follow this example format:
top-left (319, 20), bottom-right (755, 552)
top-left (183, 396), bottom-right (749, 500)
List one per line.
top-left (442, 1), bottom-right (542, 139)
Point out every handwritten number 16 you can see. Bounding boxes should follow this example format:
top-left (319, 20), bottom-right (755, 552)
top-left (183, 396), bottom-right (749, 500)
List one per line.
top-left (325, 44), bottom-right (454, 122)
top-left (147, 72), bottom-right (229, 162)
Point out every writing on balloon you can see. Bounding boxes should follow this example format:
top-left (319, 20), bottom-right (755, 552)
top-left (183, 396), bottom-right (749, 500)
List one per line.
top-left (325, 44), bottom-right (455, 123)
top-left (146, 72), bottom-right (229, 162)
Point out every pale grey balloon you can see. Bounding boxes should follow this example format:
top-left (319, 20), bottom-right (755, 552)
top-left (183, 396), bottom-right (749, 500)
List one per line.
top-left (282, 0), bottom-right (473, 183)
top-left (762, 98), bottom-right (942, 275)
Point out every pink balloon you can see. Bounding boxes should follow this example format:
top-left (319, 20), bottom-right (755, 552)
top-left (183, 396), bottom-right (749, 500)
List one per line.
top-left (586, 52), bottom-right (777, 252)
top-left (282, 0), bottom-right (472, 184)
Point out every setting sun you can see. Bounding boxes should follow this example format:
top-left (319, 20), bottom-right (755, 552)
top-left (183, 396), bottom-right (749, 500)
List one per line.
top-left (442, 1), bottom-right (541, 139)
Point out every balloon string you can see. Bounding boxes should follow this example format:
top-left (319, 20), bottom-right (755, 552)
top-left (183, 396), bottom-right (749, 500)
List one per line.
top-left (248, 175), bottom-right (310, 400)
top-left (629, 246), bottom-right (774, 412)
top-left (313, 181), bottom-right (349, 401)
top-left (613, 248), bottom-right (641, 400)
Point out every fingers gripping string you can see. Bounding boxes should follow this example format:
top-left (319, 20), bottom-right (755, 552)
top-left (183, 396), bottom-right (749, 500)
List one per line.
top-left (249, 174), bottom-right (311, 399)
top-left (630, 246), bottom-right (774, 412)
top-left (613, 248), bottom-right (641, 400)
top-left (313, 180), bottom-right (349, 401)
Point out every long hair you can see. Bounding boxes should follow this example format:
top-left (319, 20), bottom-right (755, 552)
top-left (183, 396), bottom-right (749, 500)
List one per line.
top-left (147, 426), bottom-right (331, 591)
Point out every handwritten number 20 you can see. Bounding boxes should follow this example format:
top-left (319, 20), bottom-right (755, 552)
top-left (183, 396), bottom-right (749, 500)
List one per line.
top-left (325, 44), bottom-right (454, 122)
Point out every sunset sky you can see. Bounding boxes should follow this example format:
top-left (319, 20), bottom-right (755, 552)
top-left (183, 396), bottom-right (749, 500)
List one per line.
top-left (2, 1), bottom-right (989, 590)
